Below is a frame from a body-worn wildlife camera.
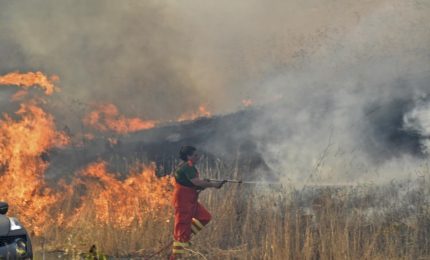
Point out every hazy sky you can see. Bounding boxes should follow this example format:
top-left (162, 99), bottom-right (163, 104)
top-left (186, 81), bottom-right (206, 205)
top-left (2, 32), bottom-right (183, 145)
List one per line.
top-left (0, 0), bottom-right (395, 118)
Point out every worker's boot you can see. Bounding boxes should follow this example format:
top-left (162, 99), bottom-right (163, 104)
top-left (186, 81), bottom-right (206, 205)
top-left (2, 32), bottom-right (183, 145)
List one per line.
top-left (169, 241), bottom-right (190, 259)
top-left (190, 218), bottom-right (205, 237)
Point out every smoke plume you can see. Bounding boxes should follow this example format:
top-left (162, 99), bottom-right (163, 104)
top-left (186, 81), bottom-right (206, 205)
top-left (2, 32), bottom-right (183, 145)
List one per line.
top-left (1, 0), bottom-right (430, 182)
top-left (250, 1), bottom-right (430, 182)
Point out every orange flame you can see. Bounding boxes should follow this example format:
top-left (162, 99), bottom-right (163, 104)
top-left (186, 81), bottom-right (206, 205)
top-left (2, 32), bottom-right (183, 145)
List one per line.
top-left (0, 71), bottom-right (174, 238)
top-left (83, 104), bottom-right (157, 134)
top-left (66, 162), bottom-right (174, 229)
top-left (0, 71), bottom-right (58, 95)
top-left (0, 102), bottom-right (173, 234)
top-left (0, 103), bottom-right (69, 235)
top-left (178, 105), bottom-right (212, 122)
top-left (0, 71), bottom-right (67, 235)
top-left (11, 90), bottom-right (29, 101)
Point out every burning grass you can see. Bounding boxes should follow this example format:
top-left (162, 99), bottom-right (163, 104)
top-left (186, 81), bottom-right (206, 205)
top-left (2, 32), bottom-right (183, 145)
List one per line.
top-left (0, 71), bottom-right (58, 95)
top-left (83, 104), bottom-right (157, 134)
top-left (28, 163), bottom-right (430, 260)
top-left (1, 71), bottom-right (430, 259)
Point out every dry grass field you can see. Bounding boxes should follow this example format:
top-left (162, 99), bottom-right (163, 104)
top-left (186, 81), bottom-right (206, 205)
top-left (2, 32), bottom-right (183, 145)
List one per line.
top-left (29, 162), bottom-right (430, 260)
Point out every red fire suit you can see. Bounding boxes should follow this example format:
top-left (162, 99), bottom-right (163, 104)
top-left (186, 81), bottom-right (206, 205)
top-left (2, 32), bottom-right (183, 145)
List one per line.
top-left (171, 162), bottom-right (212, 257)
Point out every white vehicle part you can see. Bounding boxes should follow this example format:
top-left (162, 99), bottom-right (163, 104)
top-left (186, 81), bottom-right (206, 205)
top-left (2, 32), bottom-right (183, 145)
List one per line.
top-left (9, 217), bottom-right (22, 231)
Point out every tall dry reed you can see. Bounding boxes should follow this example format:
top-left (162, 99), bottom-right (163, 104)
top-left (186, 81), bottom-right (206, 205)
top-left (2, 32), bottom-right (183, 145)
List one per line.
top-left (32, 163), bottom-right (430, 260)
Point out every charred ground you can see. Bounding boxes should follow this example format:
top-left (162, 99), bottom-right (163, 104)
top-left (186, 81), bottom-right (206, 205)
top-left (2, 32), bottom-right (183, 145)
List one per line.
top-left (45, 107), bottom-right (274, 182)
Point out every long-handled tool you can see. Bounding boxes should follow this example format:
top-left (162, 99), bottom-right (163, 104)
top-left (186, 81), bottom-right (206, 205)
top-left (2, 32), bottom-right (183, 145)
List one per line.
top-left (207, 179), bottom-right (281, 185)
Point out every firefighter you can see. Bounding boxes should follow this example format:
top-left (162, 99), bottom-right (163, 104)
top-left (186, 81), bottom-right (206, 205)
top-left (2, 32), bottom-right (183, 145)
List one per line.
top-left (170, 145), bottom-right (225, 259)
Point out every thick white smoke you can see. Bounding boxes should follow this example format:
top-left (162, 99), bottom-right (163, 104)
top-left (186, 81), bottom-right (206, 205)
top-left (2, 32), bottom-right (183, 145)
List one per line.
top-left (404, 96), bottom-right (430, 154)
top-left (251, 1), bottom-right (430, 183)
top-left (0, 0), bottom-right (389, 120)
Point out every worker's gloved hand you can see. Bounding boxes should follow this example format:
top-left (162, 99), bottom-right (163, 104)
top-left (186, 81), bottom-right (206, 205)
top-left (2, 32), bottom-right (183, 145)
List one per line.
top-left (196, 178), bottom-right (210, 190)
top-left (216, 180), bottom-right (227, 189)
